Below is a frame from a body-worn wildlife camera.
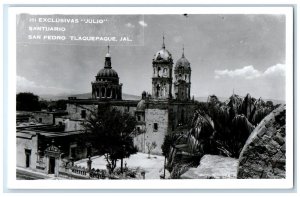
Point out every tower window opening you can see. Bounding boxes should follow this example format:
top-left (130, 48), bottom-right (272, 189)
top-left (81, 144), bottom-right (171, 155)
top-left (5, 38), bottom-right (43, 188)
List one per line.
top-left (156, 84), bottom-right (160, 97)
top-left (163, 68), bottom-right (167, 76)
top-left (158, 67), bottom-right (161, 77)
top-left (81, 110), bottom-right (86, 119)
top-left (153, 123), bottom-right (158, 131)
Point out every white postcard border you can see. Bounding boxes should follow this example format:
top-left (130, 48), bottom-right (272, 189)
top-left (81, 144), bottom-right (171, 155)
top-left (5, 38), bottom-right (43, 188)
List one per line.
top-left (5, 6), bottom-right (294, 190)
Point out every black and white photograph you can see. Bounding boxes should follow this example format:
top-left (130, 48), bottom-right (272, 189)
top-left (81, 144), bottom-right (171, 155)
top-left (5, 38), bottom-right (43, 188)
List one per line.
top-left (4, 5), bottom-right (295, 191)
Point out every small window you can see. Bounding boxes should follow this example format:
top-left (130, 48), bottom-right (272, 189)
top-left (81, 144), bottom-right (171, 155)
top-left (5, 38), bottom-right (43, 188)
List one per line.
top-left (81, 110), bottom-right (86, 119)
top-left (39, 118), bottom-right (42, 123)
top-left (153, 123), bottom-right (158, 132)
top-left (137, 116), bottom-right (141, 121)
top-left (137, 127), bottom-right (140, 132)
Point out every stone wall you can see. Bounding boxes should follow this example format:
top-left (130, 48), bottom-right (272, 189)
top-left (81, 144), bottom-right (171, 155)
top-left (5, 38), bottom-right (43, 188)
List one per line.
top-left (144, 108), bottom-right (169, 154)
top-left (29, 112), bottom-right (54, 124)
top-left (111, 105), bottom-right (136, 116)
top-left (66, 104), bottom-right (97, 120)
top-left (170, 103), bottom-right (195, 130)
top-left (237, 105), bottom-right (286, 179)
top-left (181, 154), bottom-right (238, 179)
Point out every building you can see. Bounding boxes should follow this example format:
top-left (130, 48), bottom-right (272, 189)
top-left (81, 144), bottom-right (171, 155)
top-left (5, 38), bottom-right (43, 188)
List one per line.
top-left (65, 37), bottom-right (197, 155)
top-left (16, 119), bottom-right (88, 177)
top-left (16, 36), bottom-right (197, 179)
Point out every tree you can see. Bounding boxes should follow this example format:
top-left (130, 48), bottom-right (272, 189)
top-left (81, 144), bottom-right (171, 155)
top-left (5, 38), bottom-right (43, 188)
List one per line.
top-left (146, 141), bottom-right (157, 158)
top-left (82, 106), bottom-right (137, 174)
top-left (161, 134), bottom-right (174, 178)
top-left (17, 92), bottom-right (41, 111)
top-left (53, 99), bottom-right (67, 110)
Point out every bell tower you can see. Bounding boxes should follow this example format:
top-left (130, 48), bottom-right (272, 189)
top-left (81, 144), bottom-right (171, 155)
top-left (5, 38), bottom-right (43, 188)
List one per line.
top-left (174, 46), bottom-right (191, 101)
top-left (152, 35), bottom-right (173, 100)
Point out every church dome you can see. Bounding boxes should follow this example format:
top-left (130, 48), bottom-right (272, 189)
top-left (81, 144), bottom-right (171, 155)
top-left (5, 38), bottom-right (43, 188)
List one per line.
top-left (175, 56), bottom-right (190, 69)
top-left (136, 99), bottom-right (146, 111)
top-left (175, 47), bottom-right (190, 70)
top-left (154, 48), bottom-right (172, 61)
top-left (97, 68), bottom-right (118, 78)
top-left (153, 35), bottom-right (172, 62)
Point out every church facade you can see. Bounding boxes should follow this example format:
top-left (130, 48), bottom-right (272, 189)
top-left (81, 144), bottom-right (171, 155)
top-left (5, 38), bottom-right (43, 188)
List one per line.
top-left (66, 37), bottom-right (197, 154)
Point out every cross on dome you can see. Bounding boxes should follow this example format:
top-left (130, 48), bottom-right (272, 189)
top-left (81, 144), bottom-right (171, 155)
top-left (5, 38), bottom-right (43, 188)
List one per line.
top-left (162, 33), bottom-right (165, 49)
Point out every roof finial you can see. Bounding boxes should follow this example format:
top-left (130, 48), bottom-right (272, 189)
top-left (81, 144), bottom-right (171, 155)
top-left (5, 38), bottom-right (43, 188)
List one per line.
top-left (162, 32), bottom-right (165, 49)
top-left (182, 44), bottom-right (185, 58)
top-left (107, 44), bottom-right (110, 54)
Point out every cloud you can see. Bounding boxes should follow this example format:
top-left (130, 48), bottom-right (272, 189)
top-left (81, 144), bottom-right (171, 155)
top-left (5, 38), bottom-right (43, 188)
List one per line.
top-left (138, 20), bottom-right (148, 27)
top-left (214, 64), bottom-right (285, 79)
top-left (215, 65), bottom-right (260, 79)
top-left (263, 64), bottom-right (285, 77)
top-left (17, 75), bottom-right (75, 95)
top-left (125, 22), bottom-right (135, 28)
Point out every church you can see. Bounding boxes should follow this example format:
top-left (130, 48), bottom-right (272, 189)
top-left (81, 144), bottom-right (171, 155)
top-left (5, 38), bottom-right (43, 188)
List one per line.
top-left (66, 36), bottom-right (197, 154)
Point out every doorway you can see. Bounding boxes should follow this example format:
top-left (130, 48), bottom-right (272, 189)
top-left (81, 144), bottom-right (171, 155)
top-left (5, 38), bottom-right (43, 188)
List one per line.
top-left (48, 157), bottom-right (55, 174)
top-left (25, 149), bottom-right (31, 168)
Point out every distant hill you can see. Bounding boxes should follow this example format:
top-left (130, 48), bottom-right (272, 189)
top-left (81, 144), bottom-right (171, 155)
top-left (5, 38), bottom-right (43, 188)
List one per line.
top-left (40, 92), bottom-right (141, 101)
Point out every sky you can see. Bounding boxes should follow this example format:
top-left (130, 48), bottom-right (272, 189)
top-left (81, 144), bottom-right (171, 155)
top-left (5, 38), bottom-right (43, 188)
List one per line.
top-left (17, 14), bottom-right (286, 100)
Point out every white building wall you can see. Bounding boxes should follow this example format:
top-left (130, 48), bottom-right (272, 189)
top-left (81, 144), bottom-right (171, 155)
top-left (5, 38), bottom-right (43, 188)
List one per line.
top-left (16, 135), bottom-right (38, 169)
top-left (144, 108), bottom-right (169, 155)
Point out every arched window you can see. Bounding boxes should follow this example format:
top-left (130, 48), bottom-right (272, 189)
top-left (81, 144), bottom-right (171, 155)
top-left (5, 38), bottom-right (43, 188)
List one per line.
top-left (163, 68), bottom-right (167, 76)
top-left (112, 88), bottom-right (116, 99)
top-left (101, 87), bottom-right (105, 98)
top-left (107, 88), bottom-right (111, 98)
top-left (158, 67), bottom-right (161, 77)
top-left (156, 84), bottom-right (160, 97)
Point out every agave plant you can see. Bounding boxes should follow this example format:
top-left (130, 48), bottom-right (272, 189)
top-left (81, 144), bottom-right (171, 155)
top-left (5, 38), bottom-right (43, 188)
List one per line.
top-left (165, 93), bottom-right (275, 177)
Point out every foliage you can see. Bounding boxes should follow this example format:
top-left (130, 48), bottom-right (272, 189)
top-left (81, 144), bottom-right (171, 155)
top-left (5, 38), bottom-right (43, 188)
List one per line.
top-left (17, 92), bottom-right (41, 111)
top-left (48, 99), bottom-right (67, 111)
top-left (161, 134), bottom-right (174, 157)
top-left (39, 99), bottom-right (67, 111)
top-left (146, 141), bottom-right (157, 158)
top-left (170, 162), bottom-right (195, 179)
top-left (82, 106), bottom-right (138, 174)
top-left (114, 167), bottom-right (139, 179)
top-left (192, 94), bottom-right (275, 158)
